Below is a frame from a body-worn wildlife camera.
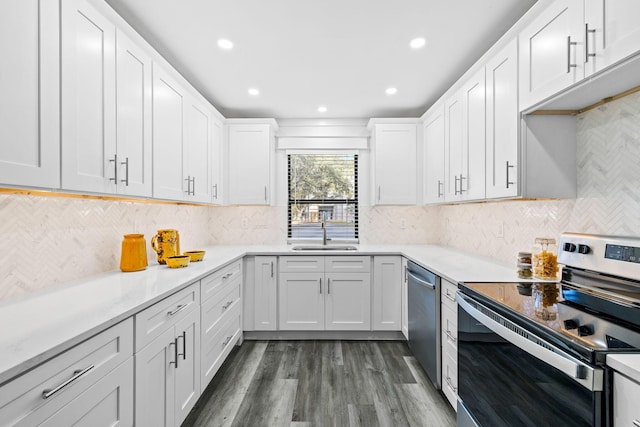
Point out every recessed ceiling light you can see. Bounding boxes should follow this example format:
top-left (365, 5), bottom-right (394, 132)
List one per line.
top-left (317, 106), bottom-right (327, 113)
top-left (248, 88), bottom-right (260, 96)
top-left (386, 87), bottom-right (398, 95)
top-left (217, 39), bottom-right (233, 50)
top-left (410, 37), bottom-right (426, 49)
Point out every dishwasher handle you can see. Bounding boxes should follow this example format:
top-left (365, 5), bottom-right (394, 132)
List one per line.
top-left (407, 271), bottom-right (436, 289)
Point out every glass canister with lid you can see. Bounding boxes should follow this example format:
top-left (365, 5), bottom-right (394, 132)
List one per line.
top-left (532, 238), bottom-right (559, 280)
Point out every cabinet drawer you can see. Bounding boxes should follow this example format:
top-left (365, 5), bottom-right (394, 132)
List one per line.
top-left (325, 256), bottom-right (371, 273)
top-left (201, 279), bottom-right (241, 336)
top-left (279, 256), bottom-right (324, 273)
top-left (201, 304), bottom-right (241, 386)
top-left (135, 283), bottom-right (199, 352)
top-left (441, 279), bottom-right (458, 310)
top-left (441, 303), bottom-right (458, 349)
top-left (201, 260), bottom-right (242, 303)
top-left (442, 349), bottom-right (458, 410)
top-left (0, 318), bottom-right (133, 426)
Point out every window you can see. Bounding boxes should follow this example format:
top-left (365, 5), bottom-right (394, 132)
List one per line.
top-left (288, 154), bottom-right (358, 240)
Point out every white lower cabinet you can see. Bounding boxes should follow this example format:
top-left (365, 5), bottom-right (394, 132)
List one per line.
top-left (613, 372), bottom-right (640, 427)
top-left (278, 256), bottom-right (372, 331)
top-left (0, 319), bottom-right (134, 426)
top-left (372, 256), bottom-right (402, 331)
top-left (135, 285), bottom-right (200, 427)
top-left (440, 278), bottom-right (458, 410)
top-left (253, 256), bottom-right (278, 331)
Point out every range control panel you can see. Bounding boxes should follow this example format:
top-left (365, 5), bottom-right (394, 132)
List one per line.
top-left (558, 233), bottom-right (640, 281)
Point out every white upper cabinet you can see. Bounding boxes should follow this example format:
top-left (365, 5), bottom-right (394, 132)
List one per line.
top-left (460, 68), bottom-right (486, 201)
top-left (0, 0), bottom-right (60, 189)
top-left (210, 118), bottom-right (224, 204)
top-left (61, 0), bottom-right (117, 194)
top-left (371, 123), bottom-right (417, 205)
top-left (184, 98), bottom-right (213, 203)
top-left (486, 39), bottom-right (519, 199)
top-left (152, 64), bottom-right (187, 201)
top-left (519, 0), bottom-right (585, 110)
top-left (584, 0), bottom-right (640, 77)
top-left (444, 92), bottom-right (464, 202)
top-left (115, 29), bottom-right (153, 197)
top-left (423, 105), bottom-right (446, 204)
top-left (226, 123), bottom-right (273, 205)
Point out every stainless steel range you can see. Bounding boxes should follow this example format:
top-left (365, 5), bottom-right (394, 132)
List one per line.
top-left (456, 233), bottom-right (640, 427)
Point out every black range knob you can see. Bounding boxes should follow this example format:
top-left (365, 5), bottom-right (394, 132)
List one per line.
top-left (578, 244), bottom-right (591, 254)
top-left (563, 243), bottom-right (577, 252)
top-left (563, 319), bottom-right (579, 330)
top-left (578, 325), bottom-right (594, 337)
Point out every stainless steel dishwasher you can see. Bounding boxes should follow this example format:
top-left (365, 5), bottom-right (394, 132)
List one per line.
top-left (407, 260), bottom-right (441, 389)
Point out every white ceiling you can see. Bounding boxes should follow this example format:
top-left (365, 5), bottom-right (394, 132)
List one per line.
top-left (105, 0), bottom-right (537, 119)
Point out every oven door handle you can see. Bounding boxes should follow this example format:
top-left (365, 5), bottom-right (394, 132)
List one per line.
top-left (456, 292), bottom-right (603, 392)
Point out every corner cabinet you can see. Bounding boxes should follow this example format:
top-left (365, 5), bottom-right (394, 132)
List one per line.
top-left (0, 0), bottom-right (60, 189)
top-left (226, 121), bottom-right (277, 205)
top-left (370, 122), bottom-right (418, 205)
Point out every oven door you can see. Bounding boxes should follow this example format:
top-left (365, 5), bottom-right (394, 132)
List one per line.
top-left (456, 292), bottom-right (606, 427)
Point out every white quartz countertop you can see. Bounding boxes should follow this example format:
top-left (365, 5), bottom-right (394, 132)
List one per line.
top-left (607, 354), bottom-right (640, 383)
top-left (0, 243), bottom-right (535, 385)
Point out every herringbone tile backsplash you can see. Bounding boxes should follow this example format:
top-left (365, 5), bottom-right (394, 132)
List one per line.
top-left (1, 92), bottom-right (639, 301)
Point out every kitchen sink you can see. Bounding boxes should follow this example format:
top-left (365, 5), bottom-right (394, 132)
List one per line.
top-left (291, 245), bottom-right (358, 251)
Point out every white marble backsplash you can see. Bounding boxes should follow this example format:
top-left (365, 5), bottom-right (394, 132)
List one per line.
top-left (1, 92), bottom-right (638, 302)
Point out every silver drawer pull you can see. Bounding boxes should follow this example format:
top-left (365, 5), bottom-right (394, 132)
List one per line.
top-left (167, 303), bottom-right (190, 317)
top-left (222, 301), bottom-right (233, 310)
top-left (444, 290), bottom-right (456, 303)
top-left (222, 273), bottom-right (233, 280)
top-left (222, 336), bottom-right (232, 346)
top-left (633, 419), bottom-right (640, 427)
top-left (445, 329), bottom-right (457, 343)
top-left (445, 376), bottom-right (457, 392)
top-left (42, 365), bottom-right (95, 399)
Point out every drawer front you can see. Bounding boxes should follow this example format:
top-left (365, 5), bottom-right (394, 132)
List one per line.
top-left (135, 283), bottom-right (199, 352)
top-left (201, 280), bottom-right (241, 336)
top-left (441, 303), bottom-right (458, 348)
top-left (441, 278), bottom-right (458, 310)
top-left (441, 348), bottom-right (458, 410)
top-left (613, 372), bottom-right (640, 426)
top-left (325, 256), bottom-right (371, 273)
top-left (279, 256), bottom-right (324, 273)
top-left (201, 260), bottom-right (242, 302)
top-left (201, 304), bottom-right (241, 387)
top-left (0, 318), bottom-right (133, 426)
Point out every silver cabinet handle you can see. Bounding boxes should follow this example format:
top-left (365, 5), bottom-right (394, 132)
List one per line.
top-left (319, 277), bottom-right (322, 294)
top-left (437, 180), bottom-right (443, 198)
top-left (121, 157), bottom-right (129, 186)
top-left (109, 154), bottom-right (118, 184)
top-left (222, 273), bottom-right (232, 280)
top-left (404, 265), bottom-right (408, 283)
top-left (454, 175), bottom-right (459, 195)
top-left (271, 261), bottom-right (274, 278)
top-left (328, 278), bottom-right (331, 294)
top-left (222, 301), bottom-right (233, 310)
top-left (222, 336), bottom-right (232, 346)
top-left (378, 185), bottom-right (381, 201)
top-left (445, 329), bottom-right (457, 343)
top-left (191, 176), bottom-right (196, 195)
top-left (167, 302), bottom-right (190, 317)
top-left (567, 36), bottom-right (577, 73)
top-left (459, 174), bottom-right (466, 193)
top-left (632, 419), bottom-right (640, 427)
top-left (185, 176), bottom-right (191, 195)
top-left (445, 375), bottom-right (457, 392)
top-left (506, 161), bottom-right (515, 189)
top-left (177, 331), bottom-right (186, 360)
top-left (42, 365), bottom-right (95, 399)
top-left (444, 289), bottom-right (456, 303)
top-left (169, 339), bottom-right (178, 368)
top-left (212, 184), bottom-right (218, 200)
top-left (264, 186), bottom-right (267, 202)
top-left (585, 24), bottom-right (596, 63)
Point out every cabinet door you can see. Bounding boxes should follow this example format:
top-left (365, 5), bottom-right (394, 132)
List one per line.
top-left (61, 0), bottom-right (116, 193)
top-left (254, 256), bottom-right (278, 331)
top-left (325, 273), bottom-right (371, 331)
top-left (444, 93), bottom-right (463, 202)
top-left (519, 0), bottom-right (584, 109)
top-left (227, 124), bottom-right (271, 204)
top-left (372, 256), bottom-right (402, 331)
top-left (278, 273), bottom-right (324, 330)
top-left (135, 328), bottom-right (175, 427)
top-left (39, 358), bottom-right (134, 427)
top-left (613, 372), bottom-right (640, 426)
top-left (184, 97), bottom-right (212, 203)
top-left (423, 105), bottom-right (446, 204)
top-left (210, 118), bottom-right (224, 204)
top-left (0, 0), bottom-right (60, 188)
top-left (585, 0), bottom-right (640, 76)
top-left (461, 68), bottom-right (486, 201)
top-left (173, 308), bottom-right (200, 427)
top-left (373, 124), bottom-right (417, 205)
top-left (486, 39), bottom-right (519, 199)
top-left (153, 64), bottom-right (186, 201)
top-left (115, 29), bottom-right (152, 197)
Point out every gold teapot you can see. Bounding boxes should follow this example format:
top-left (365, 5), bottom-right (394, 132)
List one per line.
top-left (151, 229), bottom-right (181, 265)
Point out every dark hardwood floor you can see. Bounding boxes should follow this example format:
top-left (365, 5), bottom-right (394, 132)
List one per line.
top-left (183, 340), bottom-right (456, 427)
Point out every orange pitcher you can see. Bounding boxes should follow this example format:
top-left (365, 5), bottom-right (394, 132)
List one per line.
top-left (151, 229), bottom-right (181, 265)
top-left (120, 234), bottom-right (148, 272)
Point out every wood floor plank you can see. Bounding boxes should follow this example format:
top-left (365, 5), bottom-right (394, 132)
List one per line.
top-left (348, 403), bottom-right (379, 427)
top-left (291, 341), bottom-right (323, 424)
top-left (395, 383), bottom-right (456, 427)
